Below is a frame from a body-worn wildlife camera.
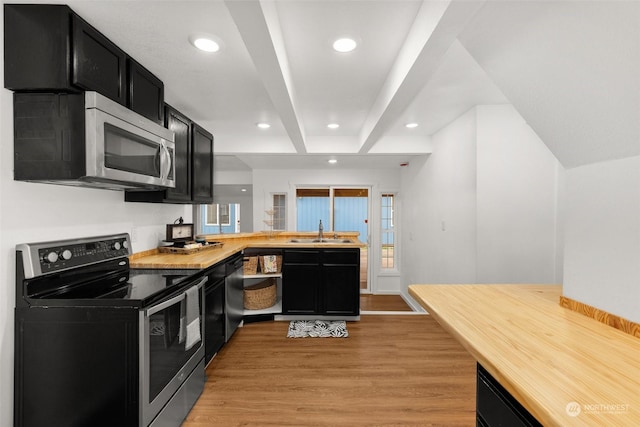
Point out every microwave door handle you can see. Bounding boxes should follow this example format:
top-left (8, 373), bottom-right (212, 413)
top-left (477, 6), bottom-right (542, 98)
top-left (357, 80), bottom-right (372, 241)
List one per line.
top-left (145, 276), bottom-right (207, 317)
top-left (161, 142), bottom-right (172, 181)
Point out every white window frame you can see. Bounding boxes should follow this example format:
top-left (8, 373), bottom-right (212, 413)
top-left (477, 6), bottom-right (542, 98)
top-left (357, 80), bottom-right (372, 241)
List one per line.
top-left (380, 193), bottom-right (398, 272)
top-left (272, 193), bottom-right (287, 231)
top-left (205, 203), bottom-right (231, 226)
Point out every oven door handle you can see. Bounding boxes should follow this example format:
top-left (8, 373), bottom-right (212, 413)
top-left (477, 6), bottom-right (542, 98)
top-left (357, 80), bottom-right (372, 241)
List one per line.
top-left (145, 276), bottom-right (207, 317)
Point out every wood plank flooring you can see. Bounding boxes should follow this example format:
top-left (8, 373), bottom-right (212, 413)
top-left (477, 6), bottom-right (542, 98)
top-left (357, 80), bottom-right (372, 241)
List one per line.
top-left (360, 294), bottom-right (413, 311)
top-left (183, 315), bottom-right (476, 426)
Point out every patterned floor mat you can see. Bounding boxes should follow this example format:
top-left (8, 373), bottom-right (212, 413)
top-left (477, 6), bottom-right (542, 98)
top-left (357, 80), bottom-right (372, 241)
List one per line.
top-left (286, 320), bottom-right (349, 338)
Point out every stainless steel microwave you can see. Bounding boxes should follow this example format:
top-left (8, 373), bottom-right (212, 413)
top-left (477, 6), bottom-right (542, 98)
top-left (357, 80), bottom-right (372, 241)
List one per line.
top-left (13, 91), bottom-right (176, 190)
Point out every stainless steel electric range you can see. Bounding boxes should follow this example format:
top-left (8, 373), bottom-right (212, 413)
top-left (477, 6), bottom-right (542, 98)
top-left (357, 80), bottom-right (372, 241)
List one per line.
top-left (14, 233), bottom-right (206, 427)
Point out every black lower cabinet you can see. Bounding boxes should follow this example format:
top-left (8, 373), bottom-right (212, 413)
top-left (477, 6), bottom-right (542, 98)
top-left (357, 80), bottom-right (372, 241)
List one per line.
top-left (282, 261), bottom-right (322, 314)
top-left (15, 307), bottom-right (138, 427)
top-left (282, 248), bottom-right (359, 316)
top-left (476, 364), bottom-right (541, 427)
top-left (322, 250), bottom-right (360, 315)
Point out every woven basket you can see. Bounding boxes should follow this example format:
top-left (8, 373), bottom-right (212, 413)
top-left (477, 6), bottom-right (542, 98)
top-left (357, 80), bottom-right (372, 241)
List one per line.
top-left (244, 278), bottom-right (277, 310)
top-left (243, 257), bottom-right (258, 275)
top-left (258, 255), bottom-right (282, 274)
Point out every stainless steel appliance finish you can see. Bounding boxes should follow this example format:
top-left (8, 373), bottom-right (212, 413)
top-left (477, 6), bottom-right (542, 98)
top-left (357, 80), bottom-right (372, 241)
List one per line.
top-left (15, 234), bottom-right (204, 427)
top-left (13, 91), bottom-right (175, 190)
top-left (141, 276), bottom-right (206, 427)
top-left (85, 91), bottom-right (175, 189)
top-left (225, 254), bottom-right (244, 341)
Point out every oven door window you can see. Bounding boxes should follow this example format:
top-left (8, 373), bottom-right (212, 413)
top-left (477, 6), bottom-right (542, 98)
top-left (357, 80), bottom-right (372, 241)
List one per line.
top-left (147, 292), bottom-right (202, 401)
top-left (104, 123), bottom-right (161, 178)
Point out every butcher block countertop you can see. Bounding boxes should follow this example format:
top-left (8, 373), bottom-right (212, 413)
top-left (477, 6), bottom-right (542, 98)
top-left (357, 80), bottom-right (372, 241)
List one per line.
top-left (129, 231), bottom-right (365, 269)
top-left (408, 284), bottom-right (640, 427)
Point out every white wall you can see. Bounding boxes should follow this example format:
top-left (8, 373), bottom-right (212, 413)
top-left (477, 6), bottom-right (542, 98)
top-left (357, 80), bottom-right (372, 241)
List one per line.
top-left (400, 108), bottom-right (478, 289)
top-left (251, 168), bottom-right (402, 294)
top-left (401, 105), bottom-right (563, 305)
top-left (0, 41), bottom-right (191, 427)
top-left (563, 155), bottom-right (640, 323)
top-left (476, 105), bottom-right (563, 283)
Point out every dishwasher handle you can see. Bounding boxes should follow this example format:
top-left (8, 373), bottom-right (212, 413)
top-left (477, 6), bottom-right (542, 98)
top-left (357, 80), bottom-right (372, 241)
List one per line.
top-left (226, 254), bottom-right (244, 273)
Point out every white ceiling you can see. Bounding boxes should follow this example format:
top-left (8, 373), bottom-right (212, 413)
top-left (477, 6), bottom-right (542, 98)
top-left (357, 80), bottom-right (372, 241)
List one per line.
top-left (28, 0), bottom-right (640, 171)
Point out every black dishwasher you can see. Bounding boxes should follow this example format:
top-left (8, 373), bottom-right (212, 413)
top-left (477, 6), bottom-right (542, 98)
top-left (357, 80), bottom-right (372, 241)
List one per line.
top-left (225, 253), bottom-right (244, 341)
top-left (204, 263), bottom-right (226, 366)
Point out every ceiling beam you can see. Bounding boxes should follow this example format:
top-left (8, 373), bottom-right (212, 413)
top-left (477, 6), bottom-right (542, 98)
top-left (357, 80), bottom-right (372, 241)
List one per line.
top-left (358, 0), bottom-right (485, 154)
top-left (225, 0), bottom-right (307, 154)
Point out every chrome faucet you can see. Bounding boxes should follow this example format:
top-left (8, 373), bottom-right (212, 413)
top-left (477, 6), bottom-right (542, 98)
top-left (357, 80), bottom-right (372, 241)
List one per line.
top-left (318, 220), bottom-right (323, 240)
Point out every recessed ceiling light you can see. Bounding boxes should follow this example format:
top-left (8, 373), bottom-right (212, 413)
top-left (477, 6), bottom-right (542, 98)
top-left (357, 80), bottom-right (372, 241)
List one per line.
top-left (328, 159), bottom-right (338, 164)
top-left (405, 123), bottom-right (419, 129)
top-left (189, 33), bottom-right (222, 52)
top-left (327, 123), bottom-right (340, 129)
top-left (241, 188), bottom-right (247, 192)
top-left (257, 122), bottom-right (271, 129)
top-left (333, 38), bottom-right (357, 53)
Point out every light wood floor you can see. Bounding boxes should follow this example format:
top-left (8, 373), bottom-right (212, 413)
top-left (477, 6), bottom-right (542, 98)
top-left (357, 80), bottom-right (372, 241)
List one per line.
top-left (183, 315), bottom-right (476, 426)
top-left (360, 294), bottom-right (413, 311)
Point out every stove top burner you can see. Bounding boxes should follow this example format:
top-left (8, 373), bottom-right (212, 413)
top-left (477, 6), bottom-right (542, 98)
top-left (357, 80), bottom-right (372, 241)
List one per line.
top-left (16, 233), bottom-right (199, 308)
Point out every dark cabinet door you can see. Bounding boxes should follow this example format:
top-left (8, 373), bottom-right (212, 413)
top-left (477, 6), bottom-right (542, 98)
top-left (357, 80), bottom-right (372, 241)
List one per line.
top-left (191, 123), bottom-right (214, 204)
top-left (5, 4), bottom-right (163, 116)
top-left (164, 106), bottom-right (192, 202)
top-left (282, 250), bottom-right (321, 314)
top-left (282, 264), bottom-right (321, 314)
top-left (71, 14), bottom-right (126, 105)
top-left (127, 59), bottom-right (164, 124)
top-left (282, 249), bottom-right (359, 316)
top-left (322, 249), bottom-right (360, 315)
top-left (15, 307), bottom-right (139, 427)
top-left (323, 264), bottom-right (360, 315)
top-left (476, 364), bottom-right (542, 427)
top-left (4, 4), bottom-right (71, 91)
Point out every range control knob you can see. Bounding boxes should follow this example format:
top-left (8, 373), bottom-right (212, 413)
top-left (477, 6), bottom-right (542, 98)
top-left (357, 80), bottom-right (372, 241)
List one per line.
top-left (44, 251), bottom-right (59, 263)
top-left (112, 241), bottom-right (122, 250)
top-left (60, 249), bottom-right (73, 260)
top-left (122, 240), bottom-right (129, 249)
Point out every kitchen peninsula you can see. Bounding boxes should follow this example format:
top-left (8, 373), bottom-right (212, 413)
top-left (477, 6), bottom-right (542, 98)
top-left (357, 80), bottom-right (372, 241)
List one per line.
top-left (129, 231), bottom-right (364, 269)
top-left (131, 231), bottom-right (365, 320)
top-left (409, 284), bottom-right (640, 426)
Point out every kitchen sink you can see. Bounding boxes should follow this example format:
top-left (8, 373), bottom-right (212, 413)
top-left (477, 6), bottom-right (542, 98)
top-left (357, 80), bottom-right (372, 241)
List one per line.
top-left (288, 238), bottom-right (353, 244)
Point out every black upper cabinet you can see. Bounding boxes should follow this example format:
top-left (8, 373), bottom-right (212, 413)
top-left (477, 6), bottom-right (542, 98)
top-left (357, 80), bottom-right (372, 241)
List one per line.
top-left (165, 106), bottom-right (193, 202)
top-left (127, 59), bottom-right (164, 125)
top-left (71, 13), bottom-right (126, 105)
top-left (125, 105), bottom-right (213, 204)
top-left (191, 124), bottom-right (214, 204)
top-left (4, 4), bottom-right (163, 123)
top-left (4, 5), bottom-right (71, 91)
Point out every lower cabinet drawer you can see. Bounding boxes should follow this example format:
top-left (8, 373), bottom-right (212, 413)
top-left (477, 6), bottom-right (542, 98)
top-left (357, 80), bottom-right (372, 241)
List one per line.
top-left (476, 364), bottom-right (541, 427)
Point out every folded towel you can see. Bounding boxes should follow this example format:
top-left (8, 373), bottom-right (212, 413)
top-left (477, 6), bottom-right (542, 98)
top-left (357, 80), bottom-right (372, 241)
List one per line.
top-left (184, 285), bottom-right (201, 351)
top-left (178, 298), bottom-right (186, 344)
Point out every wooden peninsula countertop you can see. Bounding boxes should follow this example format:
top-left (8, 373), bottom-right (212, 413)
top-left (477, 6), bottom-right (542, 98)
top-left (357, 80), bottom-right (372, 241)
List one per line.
top-left (408, 284), bottom-right (640, 426)
top-left (130, 231), bottom-right (365, 269)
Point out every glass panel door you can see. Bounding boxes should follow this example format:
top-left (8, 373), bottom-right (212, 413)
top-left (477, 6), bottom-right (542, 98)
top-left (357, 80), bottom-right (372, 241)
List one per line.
top-left (334, 188), bottom-right (368, 238)
top-left (296, 188), bottom-right (330, 232)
